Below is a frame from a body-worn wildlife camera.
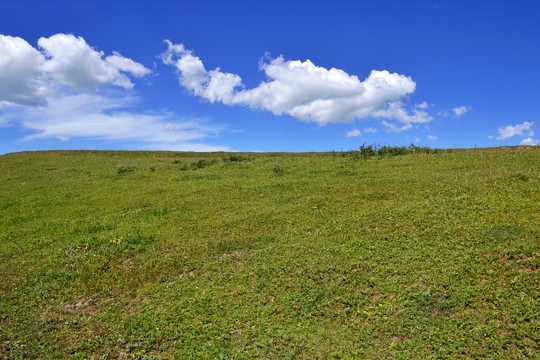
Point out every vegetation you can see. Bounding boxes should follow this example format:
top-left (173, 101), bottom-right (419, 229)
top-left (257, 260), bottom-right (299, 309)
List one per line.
top-left (0, 146), bottom-right (538, 359)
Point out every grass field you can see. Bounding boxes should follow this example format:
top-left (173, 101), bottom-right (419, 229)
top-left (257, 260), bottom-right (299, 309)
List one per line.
top-left (0, 147), bottom-right (539, 359)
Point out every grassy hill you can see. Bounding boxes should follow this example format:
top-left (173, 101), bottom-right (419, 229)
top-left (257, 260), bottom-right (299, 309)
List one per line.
top-left (1, 147), bottom-right (538, 358)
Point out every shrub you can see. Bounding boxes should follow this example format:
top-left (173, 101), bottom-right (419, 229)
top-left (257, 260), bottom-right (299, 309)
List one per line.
top-left (222, 154), bottom-right (250, 163)
top-left (345, 143), bottom-right (438, 160)
top-left (178, 159), bottom-right (218, 171)
top-left (117, 166), bottom-right (136, 174)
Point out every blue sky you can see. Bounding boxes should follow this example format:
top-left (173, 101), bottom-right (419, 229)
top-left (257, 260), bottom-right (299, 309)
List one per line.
top-left (1, 0), bottom-right (539, 154)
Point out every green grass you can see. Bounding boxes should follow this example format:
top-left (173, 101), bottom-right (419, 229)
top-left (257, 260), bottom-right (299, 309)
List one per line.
top-left (0, 147), bottom-right (539, 359)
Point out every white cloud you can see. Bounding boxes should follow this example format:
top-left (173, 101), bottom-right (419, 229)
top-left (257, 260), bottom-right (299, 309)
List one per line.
top-left (380, 121), bottom-right (412, 132)
top-left (161, 41), bottom-right (429, 129)
top-left (496, 121), bottom-right (534, 140)
top-left (427, 135), bottom-right (437, 140)
top-left (416, 101), bottom-right (428, 109)
top-left (438, 111), bottom-right (449, 117)
top-left (163, 123), bottom-right (176, 131)
top-left (375, 101), bottom-right (431, 132)
top-left (0, 35), bottom-right (49, 106)
top-left (105, 52), bottom-right (151, 78)
top-left (38, 34), bottom-right (151, 90)
top-left (0, 33), bottom-right (151, 106)
top-left (364, 127), bottom-right (377, 133)
top-left (3, 92), bottom-right (227, 151)
top-left (520, 137), bottom-right (539, 146)
top-left (346, 128), bottom-right (361, 137)
top-left (452, 106), bottom-right (470, 117)
top-left (0, 35), bottom-right (229, 152)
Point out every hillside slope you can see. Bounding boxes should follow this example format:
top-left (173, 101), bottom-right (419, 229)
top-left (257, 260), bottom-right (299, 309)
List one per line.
top-left (1, 148), bottom-right (539, 358)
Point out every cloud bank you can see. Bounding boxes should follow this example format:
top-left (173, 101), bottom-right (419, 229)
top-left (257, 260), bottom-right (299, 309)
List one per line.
top-left (3, 92), bottom-right (230, 151)
top-left (161, 41), bottom-right (431, 130)
top-left (0, 34), bottom-right (151, 106)
top-left (1, 34), bottom-right (230, 151)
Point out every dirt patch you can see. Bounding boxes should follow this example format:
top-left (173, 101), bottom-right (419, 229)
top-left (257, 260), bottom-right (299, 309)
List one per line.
top-left (62, 296), bottom-right (94, 314)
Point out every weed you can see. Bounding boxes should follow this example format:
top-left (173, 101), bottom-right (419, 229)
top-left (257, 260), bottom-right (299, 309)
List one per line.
top-left (273, 157), bottom-right (284, 174)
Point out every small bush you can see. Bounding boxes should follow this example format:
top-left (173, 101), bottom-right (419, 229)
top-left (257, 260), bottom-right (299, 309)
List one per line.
top-left (178, 159), bottom-right (218, 171)
top-left (117, 166), bottom-right (136, 174)
top-left (222, 154), bottom-right (250, 163)
top-left (192, 159), bottom-right (208, 169)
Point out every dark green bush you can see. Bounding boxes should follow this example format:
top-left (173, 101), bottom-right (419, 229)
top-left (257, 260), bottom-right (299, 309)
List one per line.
top-left (222, 154), bottom-right (251, 163)
top-left (117, 166), bottom-right (136, 174)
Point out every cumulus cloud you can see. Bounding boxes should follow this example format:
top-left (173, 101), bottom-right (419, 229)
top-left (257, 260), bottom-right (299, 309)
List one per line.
top-left (0, 33), bottom-right (151, 106)
top-left (496, 121), bottom-right (534, 140)
top-left (364, 127), bottom-right (377, 133)
top-left (346, 128), bottom-right (361, 137)
top-left (0, 35), bottom-right (49, 106)
top-left (452, 106), bottom-right (470, 117)
top-left (427, 135), bottom-right (437, 140)
top-left (161, 41), bottom-right (430, 130)
top-left (520, 137), bottom-right (539, 146)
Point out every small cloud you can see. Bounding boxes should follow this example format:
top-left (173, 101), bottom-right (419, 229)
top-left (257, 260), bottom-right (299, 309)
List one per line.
top-left (376, 102), bottom-right (431, 132)
top-left (346, 128), bottom-right (361, 137)
top-left (414, 137), bottom-right (420, 143)
top-left (55, 135), bottom-right (69, 141)
top-left (427, 135), bottom-right (437, 140)
top-left (438, 111), bottom-right (449, 117)
top-left (364, 127), bottom-right (377, 133)
top-left (452, 106), bottom-right (470, 117)
top-left (520, 137), bottom-right (539, 146)
top-left (415, 101), bottom-right (428, 109)
top-left (381, 120), bottom-right (412, 132)
top-left (497, 121), bottom-right (534, 140)
top-left (488, 135), bottom-right (494, 140)
top-left (164, 123), bottom-right (175, 131)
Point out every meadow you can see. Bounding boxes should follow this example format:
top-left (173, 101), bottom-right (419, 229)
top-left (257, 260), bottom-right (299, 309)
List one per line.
top-left (0, 146), bottom-right (538, 359)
